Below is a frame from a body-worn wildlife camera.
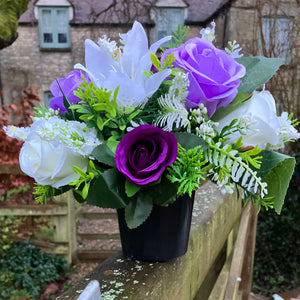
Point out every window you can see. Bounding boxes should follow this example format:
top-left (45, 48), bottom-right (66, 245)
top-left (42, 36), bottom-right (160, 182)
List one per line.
top-left (155, 8), bottom-right (185, 45)
top-left (44, 91), bottom-right (53, 108)
top-left (38, 7), bottom-right (70, 49)
top-left (258, 17), bottom-right (294, 64)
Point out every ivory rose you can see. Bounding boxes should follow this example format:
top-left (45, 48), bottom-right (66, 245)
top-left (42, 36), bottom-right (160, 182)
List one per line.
top-left (20, 133), bottom-right (89, 188)
top-left (216, 90), bottom-right (287, 149)
top-left (5, 116), bottom-right (100, 188)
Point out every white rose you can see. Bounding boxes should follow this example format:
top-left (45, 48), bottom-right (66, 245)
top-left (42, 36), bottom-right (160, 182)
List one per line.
top-left (216, 90), bottom-right (282, 149)
top-left (19, 133), bottom-right (88, 188)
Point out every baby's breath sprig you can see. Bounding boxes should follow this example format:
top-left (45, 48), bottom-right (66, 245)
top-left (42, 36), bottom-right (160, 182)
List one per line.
top-left (33, 105), bottom-right (59, 119)
top-left (189, 104), bottom-right (218, 138)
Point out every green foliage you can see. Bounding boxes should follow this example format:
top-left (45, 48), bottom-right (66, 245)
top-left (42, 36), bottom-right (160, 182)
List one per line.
top-left (236, 56), bottom-right (285, 93)
top-left (124, 175), bottom-right (178, 228)
top-left (150, 52), bottom-right (175, 72)
top-left (69, 160), bottom-right (101, 200)
top-left (0, 0), bottom-right (30, 48)
top-left (173, 132), bottom-right (208, 151)
top-left (256, 150), bottom-right (296, 214)
top-left (125, 194), bottom-right (153, 229)
top-left (33, 183), bottom-right (67, 204)
top-left (167, 144), bottom-right (206, 196)
top-left (212, 93), bottom-right (249, 123)
top-left (137, 82), bottom-right (170, 125)
top-left (86, 168), bottom-right (128, 208)
top-left (125, 180), bottom-right (141, 198)
top-left (0, 216), bottom-right (23, 256)
top-left (253, 147), bottom-right (300, 295)
top-left (92, 143), bottom-right (116, 167)
top-left (168, 23), bottom-right (189, 48)
top-left (33, 104), bottom-right (50, 118)
top-left (0, 241), bottom-right (67, 299)
top-left (72, 80), bottom-right (142, 152)
top-left (34, 217), bottom-right (55, 240)
top-left (205, 138), bottom-right (266, 191)
top-left (5, 183), bottom-right (30, 199)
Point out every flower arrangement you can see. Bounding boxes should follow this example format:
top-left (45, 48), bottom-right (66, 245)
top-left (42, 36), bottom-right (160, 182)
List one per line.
top-left (5, 21), bottom-right (299, 229)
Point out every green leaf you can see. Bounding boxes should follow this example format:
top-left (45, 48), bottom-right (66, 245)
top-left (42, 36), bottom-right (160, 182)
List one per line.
top-left (236, 56), bottom-right (284, 93)
top-left (92, 144), bottom-right (115, 167)
top-left (173, 132), bottom-right (207, 151)
top-left (212, 92), bottom-right (249, 121)
top-left (82, 182), bottom-right (90, 199)
top-left (149, 176), bottom-right (177, 206)
top-left (86, 169), bottom-right (127, 208)
top-left (72, 165), bottom-right (87, 177)
top-left (125, 180), bottom-right (141, 197)
top-left (150, 53), bottom-right (161, 71)
top-left (106, 136), bottom-right (120, 154)
top-left (125, 195), bottom-right (153, 229)
top-left (73, 190), bottom-right (86, 203)
top-left (257, 150), bottom-right (295, 214)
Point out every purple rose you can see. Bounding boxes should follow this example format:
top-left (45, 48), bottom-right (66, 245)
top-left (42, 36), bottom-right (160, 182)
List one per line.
top-left (115, 125), bottom-right (178, 185)
top-left (162, 38), bottom-right (246, 117)
top-left (49, 70), bottom-right (86, 114)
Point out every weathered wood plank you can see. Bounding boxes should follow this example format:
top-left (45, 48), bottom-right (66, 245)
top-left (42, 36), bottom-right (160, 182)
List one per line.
top-left (0, 164), bottom-right (24, 175)
top-left (77, 233), bottom-right (120, 240)
top-left (239, 205), bottom-right (258, 300)
top-left (78, 211), bottom-right (118, 220)
top-left (224, 202), bottom-right (252, 300)
top-left (0, 205), bottom-right (68, 216)
top-left (208, 253), bottom-right (233, 300)
top-left (77, 250), bottom-right (116, 261)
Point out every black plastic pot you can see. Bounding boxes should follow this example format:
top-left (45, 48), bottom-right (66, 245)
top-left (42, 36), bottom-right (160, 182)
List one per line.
top-left (117, 193), bottom-right (194, 262)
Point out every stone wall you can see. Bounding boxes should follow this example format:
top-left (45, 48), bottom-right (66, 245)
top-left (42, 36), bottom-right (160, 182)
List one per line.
top-left (1, 0), bottom-right (299, 111)
top-left (0, 24), bottom-right (133, 105)
top-left (226, 0), bottom-right (300, 115)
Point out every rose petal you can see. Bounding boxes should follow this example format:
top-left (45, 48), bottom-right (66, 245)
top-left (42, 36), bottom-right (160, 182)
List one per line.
top-left (115, 125), bottom-right (177, 185)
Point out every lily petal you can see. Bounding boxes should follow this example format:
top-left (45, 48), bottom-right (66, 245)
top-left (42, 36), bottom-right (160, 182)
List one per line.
top-left (84, 39), bottom-right (118, 87)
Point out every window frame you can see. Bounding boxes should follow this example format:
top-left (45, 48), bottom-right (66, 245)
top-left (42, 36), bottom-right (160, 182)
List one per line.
top-left (155, 7), bottom-right (185, 45)
top-left (43, 90), bottom-right (54, 108)
top-left (258, 16), bottom-right (294, 64)
top-left (38, 6), bottom-right (71, 50)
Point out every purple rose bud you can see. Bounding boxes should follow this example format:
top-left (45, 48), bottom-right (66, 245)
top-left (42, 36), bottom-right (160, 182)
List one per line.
top-left (115, 125), bottom-right (178, 185)
top-left (49, 70), bottom-right (87, 115)
top-left (162, 38), bottom-right (246, 117)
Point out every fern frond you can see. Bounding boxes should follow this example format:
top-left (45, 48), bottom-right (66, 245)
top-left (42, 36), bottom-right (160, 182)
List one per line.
top-left (205, 139), bottom-right (268, 198)
top-left (167, 144), bottom-right (207, 196)
top-left (155, 94), bottom-right (189, 131)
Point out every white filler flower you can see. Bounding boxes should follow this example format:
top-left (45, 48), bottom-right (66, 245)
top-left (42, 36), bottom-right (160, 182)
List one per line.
top-left (5, 117), bottom-right (100, 188)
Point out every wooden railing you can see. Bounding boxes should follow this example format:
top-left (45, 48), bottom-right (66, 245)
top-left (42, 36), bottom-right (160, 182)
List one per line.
top-left (1, 165), bottom-right (258, 299)
top-left (0, 191), bottom-right (77, 264)
top-left (76, 209), bottom-right (120, 262)
top-left (0, 163), bottom-right (120, 264)
top-left (59, 181), bottom-right (258, 300)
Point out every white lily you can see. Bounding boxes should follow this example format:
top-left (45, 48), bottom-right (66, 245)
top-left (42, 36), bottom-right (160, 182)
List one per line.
top-left (75, 21), bottom-right (171, 109)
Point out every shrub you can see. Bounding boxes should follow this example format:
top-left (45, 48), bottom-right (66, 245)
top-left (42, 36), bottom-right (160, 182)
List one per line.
top-left (0, 240), bottom-right (67, 299)
top-left (252, 141), bottom-right (300, 295)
